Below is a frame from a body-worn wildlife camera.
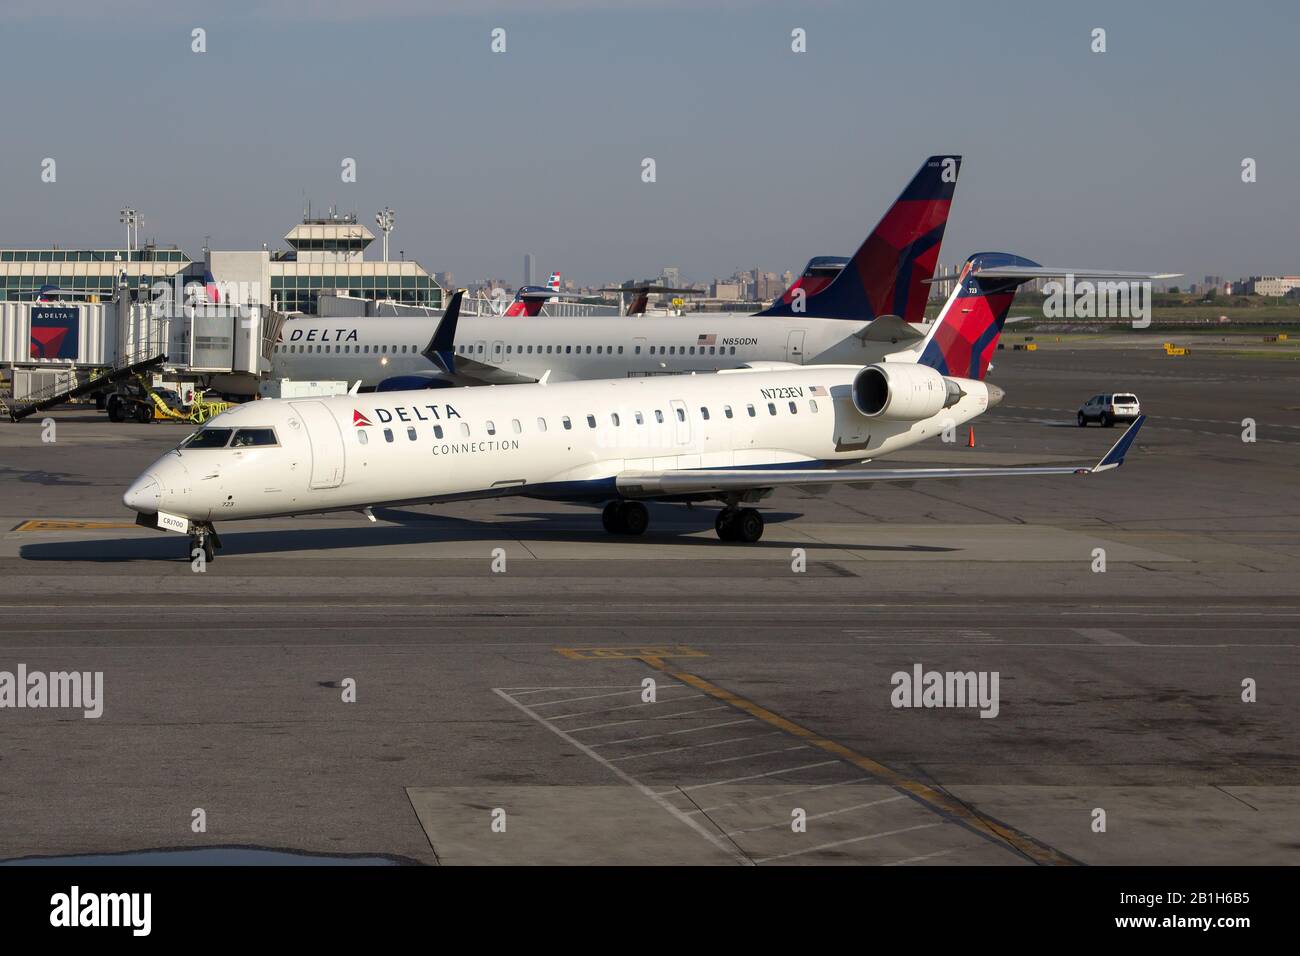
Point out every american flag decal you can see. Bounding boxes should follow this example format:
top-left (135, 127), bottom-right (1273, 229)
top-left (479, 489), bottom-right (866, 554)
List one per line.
top-left (810, 385), bottom-right (828, 396)
top-left (697, 333), bottom-right (716, 345)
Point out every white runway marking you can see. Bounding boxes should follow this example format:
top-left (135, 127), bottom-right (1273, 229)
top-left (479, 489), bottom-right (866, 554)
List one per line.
top-left (753, 823), bottom-right (942, 864)
top-left (723, 796), bottom-right (907, 837)
top-left (703, 745), bottom-right (809, 766)
top-left (568, 704), bottom-right (730, 732)
top-left (546, 693), bottom-right (707, 720)
top-left (657, 760), bottom-right (840, 795)
top-left (607, 732), bottom-right (783, 762)
top-left (493, 688), bottom-right (751, 865)
top-left (595, 719), bottom-right (754, 746)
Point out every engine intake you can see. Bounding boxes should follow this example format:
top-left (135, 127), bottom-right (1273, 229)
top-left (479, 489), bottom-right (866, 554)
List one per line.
top-left (852, 363), bottom-right (963, 420)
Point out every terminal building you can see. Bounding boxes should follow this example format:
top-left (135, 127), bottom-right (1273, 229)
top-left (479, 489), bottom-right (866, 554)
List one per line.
top-left (0, 207), bottom-right (444, 410)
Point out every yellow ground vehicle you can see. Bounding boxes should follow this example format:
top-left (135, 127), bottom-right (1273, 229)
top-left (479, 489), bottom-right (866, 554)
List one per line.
top-left (106, 379), bottom-right (234, 424)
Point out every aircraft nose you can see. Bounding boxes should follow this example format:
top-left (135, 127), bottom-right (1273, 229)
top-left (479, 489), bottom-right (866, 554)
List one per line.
top-left (986, 384), bottom-right (1005, 407)
top-left (123, 473), bottom-right (161, 513)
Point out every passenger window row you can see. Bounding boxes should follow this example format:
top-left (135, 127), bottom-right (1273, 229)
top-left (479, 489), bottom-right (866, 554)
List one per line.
top-left (276, 342), bottom-right (746, 358)
top-left (355, 399), bottom-right (820, 445)
top-left (452, 344), bottom-right (740, 357)
top-left (274, 343), bottom-right (420, 355)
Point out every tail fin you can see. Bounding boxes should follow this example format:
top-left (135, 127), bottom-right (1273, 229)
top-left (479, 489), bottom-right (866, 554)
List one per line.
top-left (503, 286), bottom-right (553, 317)
top-left (776, 256), bottom-right (850, 303)
top-left (915, 252), bottom-right (1038, 380)
top-left (758, 154), bottom-right (960, 322)
top-left (547, 271), bottom-right (562, 293)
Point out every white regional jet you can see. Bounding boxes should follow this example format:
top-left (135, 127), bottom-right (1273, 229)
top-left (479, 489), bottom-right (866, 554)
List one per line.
top-left (125, 252), bottom-right (1146, 561)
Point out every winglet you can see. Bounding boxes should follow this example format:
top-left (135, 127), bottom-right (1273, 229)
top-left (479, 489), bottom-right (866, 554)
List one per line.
top-left (422, 289), bottom-right (463, 373)
top-left (1091, 415), bottom-right (1146, 472)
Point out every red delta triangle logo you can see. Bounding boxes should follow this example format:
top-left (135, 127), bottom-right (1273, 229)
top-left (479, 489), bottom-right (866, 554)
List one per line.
top-left (30, 327), bottom-right (69, 359)
top-left (353, 409), bottom-right (372, 427)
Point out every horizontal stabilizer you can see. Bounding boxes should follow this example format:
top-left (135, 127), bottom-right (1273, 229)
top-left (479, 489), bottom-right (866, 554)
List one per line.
top-left (858, 315), bottom-right (925, 343)
top-left (933, 266), bottom-right (1181, 282)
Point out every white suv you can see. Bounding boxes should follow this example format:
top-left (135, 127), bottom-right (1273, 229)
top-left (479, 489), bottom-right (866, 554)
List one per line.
top-left (1078, 393), bottom-right (1140, 427)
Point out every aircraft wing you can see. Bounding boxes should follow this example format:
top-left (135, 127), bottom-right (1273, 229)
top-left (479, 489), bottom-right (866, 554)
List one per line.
top-left (617, 417), bottom-right (1144, 497)
top-left (416, 289), bottom-right (538, 386)
top-left (449, 356), bottom-right (538, 386)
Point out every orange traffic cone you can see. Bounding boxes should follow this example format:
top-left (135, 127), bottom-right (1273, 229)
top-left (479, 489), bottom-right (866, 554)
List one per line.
top-left (967, 427), bottom-right (975, 448)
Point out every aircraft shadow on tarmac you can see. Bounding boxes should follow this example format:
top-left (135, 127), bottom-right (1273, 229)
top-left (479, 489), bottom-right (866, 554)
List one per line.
top-left (0, 466), bottom-right (95, 487)
top-left (19, 507), bottom-right (959, 561)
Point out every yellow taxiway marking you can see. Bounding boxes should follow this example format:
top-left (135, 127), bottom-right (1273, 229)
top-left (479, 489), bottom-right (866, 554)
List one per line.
top-left (555, 645), bottom-right (708, 662)
top-left (13, 519), bottom-right (138, 532)
top-left (637, 655), bottom-right (1079, 867)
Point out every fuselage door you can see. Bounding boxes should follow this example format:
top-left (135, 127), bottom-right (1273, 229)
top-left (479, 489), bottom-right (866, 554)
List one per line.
top-left (290, 401), bottom-right (346, 489)
top-left (669, 399), bottom-right (690, 445)
top-left (787, 330), bottom-right (806, 364)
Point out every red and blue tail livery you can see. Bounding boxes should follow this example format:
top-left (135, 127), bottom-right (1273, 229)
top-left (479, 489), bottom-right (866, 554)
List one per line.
top-left (760, 154), bottom-right (960, 323)
top-left (916, 252), bottom-right (1039, 381)
top-left (503, 286), bottom-right (555, 317)
top-left (779, 255), bottom-right (850, 301)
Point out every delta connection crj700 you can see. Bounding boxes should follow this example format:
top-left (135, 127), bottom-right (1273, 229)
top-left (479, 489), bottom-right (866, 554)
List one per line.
top-left (124, 253), bottom-right (1149, 561)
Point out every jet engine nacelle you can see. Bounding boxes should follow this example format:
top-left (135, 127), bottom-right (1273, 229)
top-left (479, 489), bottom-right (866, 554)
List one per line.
top-left (851, 363), bottom-right (962, 420)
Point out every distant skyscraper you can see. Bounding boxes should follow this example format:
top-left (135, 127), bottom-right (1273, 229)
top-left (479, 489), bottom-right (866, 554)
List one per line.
top-left (524, 253), bottom-right (535, 287)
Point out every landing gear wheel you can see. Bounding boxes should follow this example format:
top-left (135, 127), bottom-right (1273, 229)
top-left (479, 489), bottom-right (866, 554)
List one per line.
top-left (601, 501), bottom-right (624, 534)
top-left (1100, 412), bottom-right (1112, 428)
top-left (1077, 412), bottom-right (1087, 427)
top-left (107, 399), bottom-right (123, 422)
top-left (734, 508), bottom-right (764, 543)
top-left (620, 501), bottom-right (649, 536)
top-left (715, 508), bottom-right (738, 541)
top-left (189, 525), bottom-right (218, 564)
top-left (135, 403), bottom-right (152, 424)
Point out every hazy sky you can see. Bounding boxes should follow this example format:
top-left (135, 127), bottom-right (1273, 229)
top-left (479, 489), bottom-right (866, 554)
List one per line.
top-left (1, 0), bottom-right (1296, 285)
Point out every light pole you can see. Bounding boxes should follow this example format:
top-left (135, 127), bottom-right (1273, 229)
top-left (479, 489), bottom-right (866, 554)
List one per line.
top-left (375, 207), bottom-right (395, 263)
top-left (119, 207), bottom-right (137, 258)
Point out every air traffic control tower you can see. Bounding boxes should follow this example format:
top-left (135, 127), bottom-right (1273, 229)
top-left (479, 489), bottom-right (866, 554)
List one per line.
top-left (209, 207), bottom-right (442, 315)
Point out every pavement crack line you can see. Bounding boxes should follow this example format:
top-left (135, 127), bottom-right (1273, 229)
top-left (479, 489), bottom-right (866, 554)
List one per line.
top-left (673, 785), bottom-right (755, 865)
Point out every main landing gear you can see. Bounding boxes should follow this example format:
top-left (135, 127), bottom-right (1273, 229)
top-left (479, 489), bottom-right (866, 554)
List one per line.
top-left (188, 523), bottom-right (221, 563)
top-left (602, 500), bottom-right (649, 536)
top-left (598, 500), bottom-right (765, 543)
top-left (715, 507), bottom-right (764, 543)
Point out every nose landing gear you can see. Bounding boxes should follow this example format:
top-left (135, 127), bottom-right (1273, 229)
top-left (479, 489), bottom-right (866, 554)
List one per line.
top-left (715, 507), bottom-right (764, 543)
top-left (187, 523), bottom-right (221, 563)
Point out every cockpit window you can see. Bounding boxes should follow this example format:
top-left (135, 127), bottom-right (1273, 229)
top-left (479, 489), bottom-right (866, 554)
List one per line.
top-left (231, 428), bottom-right (279, 447)
top-left (182, 428), bottom-right (233, 449)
